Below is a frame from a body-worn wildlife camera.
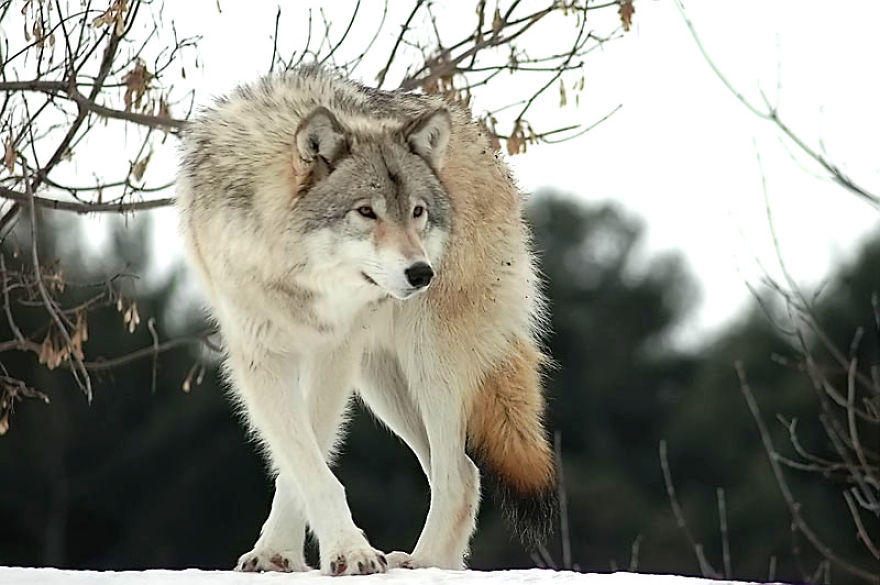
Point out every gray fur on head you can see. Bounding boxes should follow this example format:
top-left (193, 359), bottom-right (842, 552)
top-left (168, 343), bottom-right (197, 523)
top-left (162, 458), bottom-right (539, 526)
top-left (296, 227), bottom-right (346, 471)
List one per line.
top-left (404, 108), bottom-right (451, 170)
top-left (296, 107), bottom-right (349, 166)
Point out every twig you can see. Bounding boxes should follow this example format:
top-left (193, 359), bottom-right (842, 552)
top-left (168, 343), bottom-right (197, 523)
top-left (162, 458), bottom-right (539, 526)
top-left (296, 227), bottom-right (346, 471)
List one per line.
top-left (147, 317), bottom-right (159, 394)
top-left (628, 534), bottom-right (642, 572)
top-left (83, 335), bottom-right (214, 371)
top-left (659, 439), bottom-right (720, 578)
top-left (843, 490), bottom-right (880, 560)
top-left (554, 430), bottom-right (572, 570)
top-left (716, 487), bottom-right (732, 578)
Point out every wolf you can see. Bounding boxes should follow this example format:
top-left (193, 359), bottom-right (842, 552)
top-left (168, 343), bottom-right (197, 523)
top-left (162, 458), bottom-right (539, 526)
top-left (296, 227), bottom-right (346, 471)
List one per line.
top-left (176, 66), bottom-right (555, 575)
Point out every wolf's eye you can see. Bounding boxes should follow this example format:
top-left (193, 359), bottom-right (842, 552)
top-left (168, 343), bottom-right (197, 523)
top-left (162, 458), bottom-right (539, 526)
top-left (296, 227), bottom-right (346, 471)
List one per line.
top-left (413, 205), bottom-right (425, 218)
top-left (357, 206), bottom-right (377, 219)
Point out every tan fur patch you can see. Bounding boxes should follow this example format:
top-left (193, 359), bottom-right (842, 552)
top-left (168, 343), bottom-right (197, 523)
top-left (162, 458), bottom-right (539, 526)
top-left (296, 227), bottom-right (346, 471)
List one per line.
top-left (467, 339), bottom-right (554, 494)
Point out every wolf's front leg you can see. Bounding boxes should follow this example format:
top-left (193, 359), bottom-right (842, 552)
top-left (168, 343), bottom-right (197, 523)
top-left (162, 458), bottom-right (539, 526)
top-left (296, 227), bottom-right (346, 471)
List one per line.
top-left (228, 345), bottom-right (386, 576)
top-left (236, 473), bottom-right (309, 572)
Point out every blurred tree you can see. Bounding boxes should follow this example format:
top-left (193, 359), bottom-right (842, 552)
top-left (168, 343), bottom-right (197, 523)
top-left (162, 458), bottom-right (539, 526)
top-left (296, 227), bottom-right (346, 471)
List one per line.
top-left (0, 193), bottom-right (876, 583)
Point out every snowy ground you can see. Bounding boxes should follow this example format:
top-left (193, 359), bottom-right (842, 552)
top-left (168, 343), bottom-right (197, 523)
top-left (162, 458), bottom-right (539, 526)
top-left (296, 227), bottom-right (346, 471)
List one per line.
top-left (0, 567), bottom-right (767, 585)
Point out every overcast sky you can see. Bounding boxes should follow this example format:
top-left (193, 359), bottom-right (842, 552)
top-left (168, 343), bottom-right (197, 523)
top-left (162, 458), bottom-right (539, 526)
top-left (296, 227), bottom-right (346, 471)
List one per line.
top-left (145, 0), bottom-right (879, 345)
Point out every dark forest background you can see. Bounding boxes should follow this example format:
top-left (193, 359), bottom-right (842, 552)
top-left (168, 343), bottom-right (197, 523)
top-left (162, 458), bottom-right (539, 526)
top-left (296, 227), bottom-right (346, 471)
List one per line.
top-left (0, 190), bottom-right (878, 582)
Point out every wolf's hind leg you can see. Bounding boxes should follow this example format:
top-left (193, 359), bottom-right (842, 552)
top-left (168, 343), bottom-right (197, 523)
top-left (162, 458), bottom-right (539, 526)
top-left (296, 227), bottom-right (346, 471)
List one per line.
top-left (236, 473), bottom-right (309, 572)
top-left (396, 359), bottom-right (480, 570)
top-left (358, 349), bottom-right (431, 476)
top-left (414, 403), bottom-right (480, 569)
top-left (359, 350), bottom-right (435, 570)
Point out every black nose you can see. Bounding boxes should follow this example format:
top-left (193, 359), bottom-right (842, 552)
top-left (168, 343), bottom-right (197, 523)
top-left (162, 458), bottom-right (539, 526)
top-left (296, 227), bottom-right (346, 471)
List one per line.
top-left (405, 262), bottom-right (434, 288)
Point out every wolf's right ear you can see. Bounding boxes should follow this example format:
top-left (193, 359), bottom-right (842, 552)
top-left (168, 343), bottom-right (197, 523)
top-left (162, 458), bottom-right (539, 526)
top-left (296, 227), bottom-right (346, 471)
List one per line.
top-left (295, 107), bottom-right (349, 173)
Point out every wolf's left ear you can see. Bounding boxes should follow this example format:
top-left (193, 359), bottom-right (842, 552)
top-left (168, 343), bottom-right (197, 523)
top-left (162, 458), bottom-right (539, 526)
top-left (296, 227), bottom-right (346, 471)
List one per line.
top-left (405, 108), bottom-right (451, 170)
top-left (295, 107), bottom-right (349, 169)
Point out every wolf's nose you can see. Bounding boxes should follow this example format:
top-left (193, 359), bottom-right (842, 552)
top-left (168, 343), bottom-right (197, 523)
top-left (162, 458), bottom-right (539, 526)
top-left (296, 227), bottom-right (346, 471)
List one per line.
top-left (405, 262), bottom-right (434, 288)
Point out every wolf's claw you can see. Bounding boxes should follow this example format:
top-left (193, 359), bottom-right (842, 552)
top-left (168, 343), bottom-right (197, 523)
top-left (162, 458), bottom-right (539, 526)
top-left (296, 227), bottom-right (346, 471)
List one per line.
top-left (324, 547), bottom-right (387, 576)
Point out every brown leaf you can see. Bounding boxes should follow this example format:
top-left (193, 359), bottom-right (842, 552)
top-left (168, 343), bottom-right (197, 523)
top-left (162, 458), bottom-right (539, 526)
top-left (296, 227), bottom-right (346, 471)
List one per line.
top-left (506, 121), bottom-right (527, 156)
top-left (619, 0), bottom-right (635, 32)
top-left (475, 0), bottom-right (486, 44)
top-left (131, 150), bottom-right (152, 182)
top-left (32, 20), bottom-right (44, 47)
top-left (157, 98), bottom-right (171, 120)
top-left (92, 0), bottom-right (129, 32)
top-left (3, 136), bottom-right (15, 173)
top-left (492, 7), bottom-right (504, 35)
top-left (122, 60), bottom-right (153, 113)
top-left (0, 412), bottom-right (8, 436)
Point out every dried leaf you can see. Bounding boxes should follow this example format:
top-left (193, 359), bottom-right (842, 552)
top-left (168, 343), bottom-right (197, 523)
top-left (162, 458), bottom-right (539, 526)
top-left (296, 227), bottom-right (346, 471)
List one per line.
top-left (559, 80), bottom-right (567, 108)
top-left (131, 150), bottom-right (152, 182)
top-left (92, 0), bottom-right (128, 32)
top-left (122, 60), bottom-right (153, 113)
top-left (475, 0), bottom-right (486, 44)
top-left (492, 7), bottom-right (504, 35)
top-left (507, 46), bottom-right (519, 71)
top-left (507, 121), bottom-right (527, 156)
top-left (124, 302), bottom-right (141, 333)
top-left (76, 311), bottom-right (88, 343)
top-left (619, 0), bottom-right (635, 32)
top-left (3, 136), bottom-right (15, 173)
top-left (157, 98), bottom-right (171, 121)
top-left (39, 332), bottom-right (61, 369)
top-left (32, 20), bottom-right (44, 47)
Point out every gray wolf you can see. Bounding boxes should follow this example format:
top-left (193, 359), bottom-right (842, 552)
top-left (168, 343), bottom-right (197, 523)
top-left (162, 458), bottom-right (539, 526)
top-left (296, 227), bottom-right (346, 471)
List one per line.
top-left (176, 66), bottom-right (555, 575)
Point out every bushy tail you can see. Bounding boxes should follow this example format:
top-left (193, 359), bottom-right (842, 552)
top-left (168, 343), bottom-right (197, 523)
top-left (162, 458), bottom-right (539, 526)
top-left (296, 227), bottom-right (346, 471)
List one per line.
top-left (467, 340), bottom-right (558, 547)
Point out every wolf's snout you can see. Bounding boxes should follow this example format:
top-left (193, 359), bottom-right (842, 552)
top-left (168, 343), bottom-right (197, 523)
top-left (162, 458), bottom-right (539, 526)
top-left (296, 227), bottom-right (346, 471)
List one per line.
top-left (405, 262), bottom-right (434, 288)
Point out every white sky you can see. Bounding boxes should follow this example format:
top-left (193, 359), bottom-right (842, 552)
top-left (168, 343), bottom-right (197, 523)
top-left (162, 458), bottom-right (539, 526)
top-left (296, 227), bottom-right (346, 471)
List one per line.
top-left (136, 1), bottom-right (879, 345)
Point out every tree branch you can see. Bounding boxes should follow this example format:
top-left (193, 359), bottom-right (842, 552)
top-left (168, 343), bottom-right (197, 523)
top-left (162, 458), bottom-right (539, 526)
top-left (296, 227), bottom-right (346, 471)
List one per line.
top-left (0, 187), bottom-right (174, 213)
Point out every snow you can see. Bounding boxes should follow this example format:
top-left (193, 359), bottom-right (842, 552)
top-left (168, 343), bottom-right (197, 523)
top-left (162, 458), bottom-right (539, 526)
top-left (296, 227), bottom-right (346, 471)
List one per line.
top-left (0, 567), bottom-right (766, 585)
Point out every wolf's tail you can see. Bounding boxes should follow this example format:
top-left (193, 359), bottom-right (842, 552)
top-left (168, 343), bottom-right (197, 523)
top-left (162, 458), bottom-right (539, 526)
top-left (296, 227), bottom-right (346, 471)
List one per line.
top-left (466, 339), bottom-right (557, 547)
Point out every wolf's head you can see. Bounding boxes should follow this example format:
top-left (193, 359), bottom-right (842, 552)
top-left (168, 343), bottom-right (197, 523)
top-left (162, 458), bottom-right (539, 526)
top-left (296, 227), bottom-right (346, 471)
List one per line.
top-left (292, 106), bottom-right (452, 300)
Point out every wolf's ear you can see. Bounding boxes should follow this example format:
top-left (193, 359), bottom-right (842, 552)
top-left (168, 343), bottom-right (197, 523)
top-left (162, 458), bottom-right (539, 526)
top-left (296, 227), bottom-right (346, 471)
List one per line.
top-left (295, 107), bottom-right (349, 171)
top-left (404, 108), bottom-right (451, 170)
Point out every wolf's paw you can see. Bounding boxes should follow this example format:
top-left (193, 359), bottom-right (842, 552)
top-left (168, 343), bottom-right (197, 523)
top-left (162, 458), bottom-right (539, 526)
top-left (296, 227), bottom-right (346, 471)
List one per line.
top-left (235, 549), bottom-right (310, 573)
top-left (323, 545), bottom-right (387, 576)
top-left (385, 551), bottom-right (423, 569)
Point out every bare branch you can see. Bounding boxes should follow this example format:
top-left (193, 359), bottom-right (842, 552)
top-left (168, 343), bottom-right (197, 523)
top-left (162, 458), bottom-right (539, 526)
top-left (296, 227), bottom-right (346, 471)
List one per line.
top-left (735, 362), bottom-right (880, 584)
top-left (674, 0), bottom-right (879, 208)
top-left (0, 186), bottom-right (173, 213)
